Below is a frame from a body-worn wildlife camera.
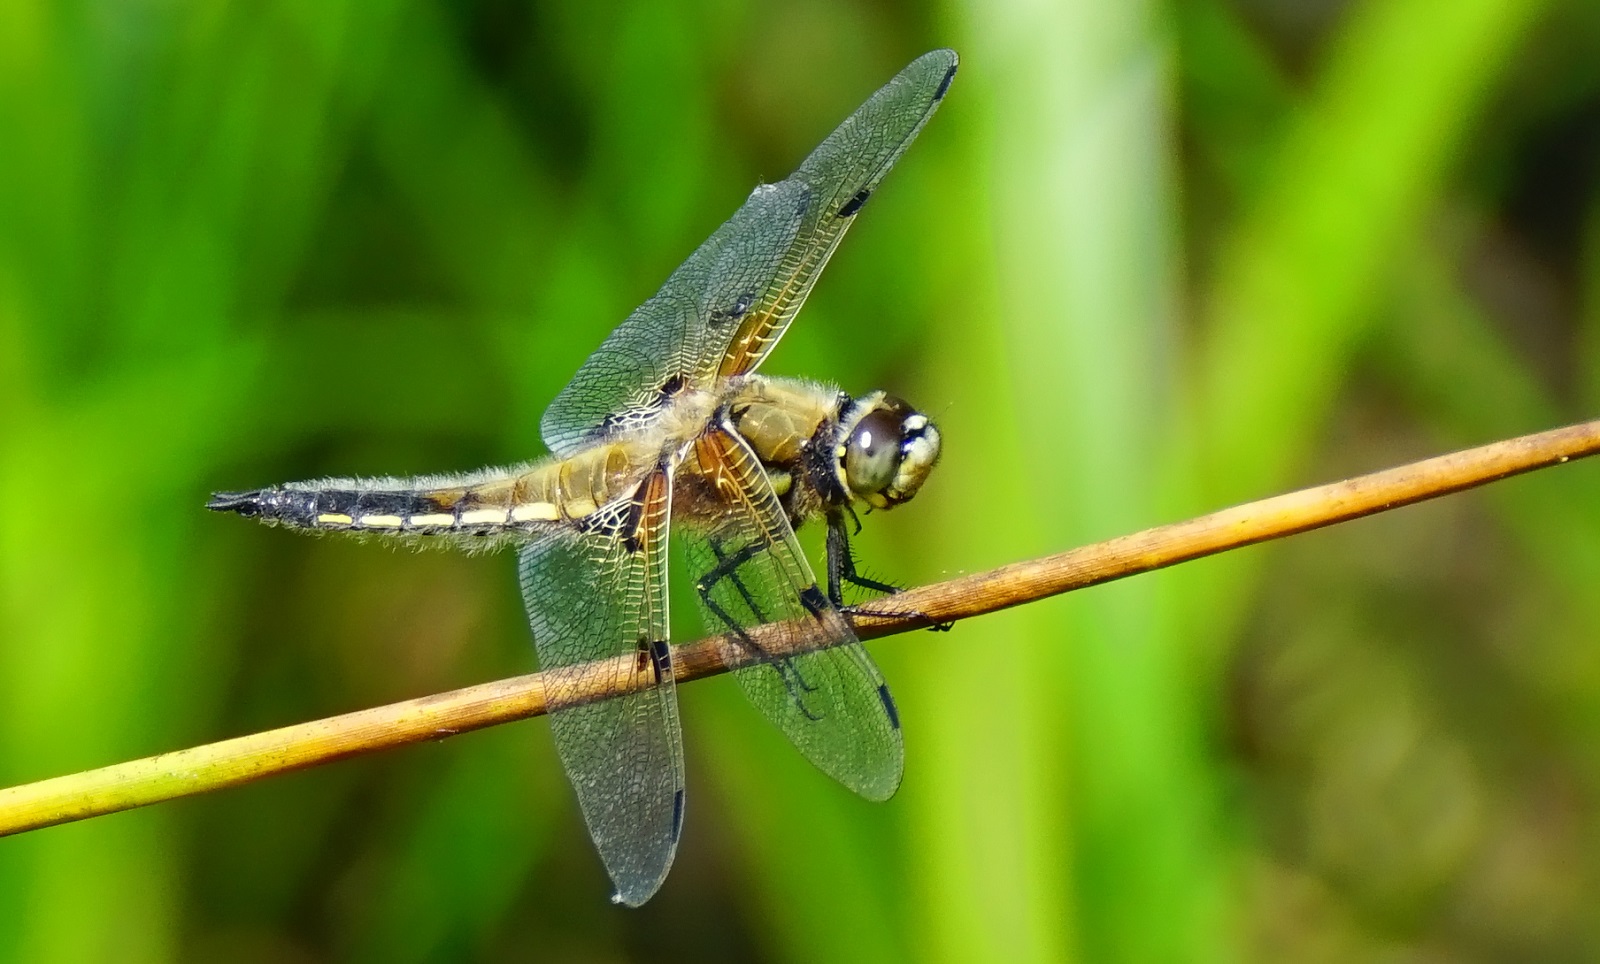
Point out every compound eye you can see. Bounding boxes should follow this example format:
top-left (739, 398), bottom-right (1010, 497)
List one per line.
top-left (843, 408), bottom-right (903, 496)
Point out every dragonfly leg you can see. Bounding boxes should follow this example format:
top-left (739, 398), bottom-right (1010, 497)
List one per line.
top-left (827, 514), bottom-right (954, 632)
top-left (826, 514), bottom-right (901, 606)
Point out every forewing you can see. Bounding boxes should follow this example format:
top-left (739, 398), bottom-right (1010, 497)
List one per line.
top-left (684, 427), bottom-right (903, 800)
top-left (540, 49), bottom-right (958, 454)
top-left (540, 183), bottom-right (807, 455)
top-left (714, 48), bottom-right (958, 377)
top-left (516, 465), bottom-right (683, 906)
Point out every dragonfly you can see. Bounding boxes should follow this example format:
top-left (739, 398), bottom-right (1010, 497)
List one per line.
top-left (209, 48), bottom-right (957, 906)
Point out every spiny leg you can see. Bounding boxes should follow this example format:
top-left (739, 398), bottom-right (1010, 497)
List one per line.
top-left (826, 513), bottom-right (902, 606)
top-left (827, 513), bottom-right (954, 632)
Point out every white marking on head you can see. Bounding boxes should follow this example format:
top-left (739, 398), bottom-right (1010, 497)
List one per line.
top-left (888, 422), bottom-right (942, 503)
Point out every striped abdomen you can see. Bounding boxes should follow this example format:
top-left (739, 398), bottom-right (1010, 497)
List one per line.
top-left (208, 443), bottom-right (645, 538)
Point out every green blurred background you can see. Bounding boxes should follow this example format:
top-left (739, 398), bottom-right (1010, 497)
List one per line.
top-left (3, 0), bottom-right (1600, 960)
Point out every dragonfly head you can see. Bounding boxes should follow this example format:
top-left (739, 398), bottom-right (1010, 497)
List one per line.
top-left (837, 392), bottom-right (941, 510)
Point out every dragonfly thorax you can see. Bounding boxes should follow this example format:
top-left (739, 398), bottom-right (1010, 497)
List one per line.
top-left (723, 376), bottom-right (940, 518)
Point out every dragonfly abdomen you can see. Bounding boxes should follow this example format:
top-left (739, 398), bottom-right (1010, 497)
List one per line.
top-left (206, 485), bottom-right (513, 535)
top-left (208, 443), bottom-right (648, 538)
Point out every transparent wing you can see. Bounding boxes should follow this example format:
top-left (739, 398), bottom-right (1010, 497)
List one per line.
top-left (684, 427), bottom-right (903, 800)
top-left (540, 182), bottom-right (807, 455)
top-left (516, 465), bottom-right (683, 907)
top-left (713, 48), bottom-right (958, 378)
top-left (541, 49), bottom-right (959, 455)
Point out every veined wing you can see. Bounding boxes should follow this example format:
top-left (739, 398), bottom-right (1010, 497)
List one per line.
top-left (714, 48), bottom-right (957, 378)
top-left (517, 464), bottom-right (683, 907)
top-left (685, 427), bottom-right (903, 800)
top-left (541, 49), bottom-right (958, 456)
top-left (540, 181), bottom-right (807, 456)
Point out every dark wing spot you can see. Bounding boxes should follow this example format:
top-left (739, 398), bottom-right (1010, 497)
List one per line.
top-left (649, 639), bottom-right (671, 684)
top-left (598, 376), bottom-right (689, 435)
top-left (576, 504), bottom-right (624, 540)
top-left (837, 188), bottom-right (871, 219)
top-left (798, 583), bottom-right (829, 618)
top-left (620, 483), bottom-right (650, 554)
top-left (709, 292), bottom-right (755, 327)
top-left (671, 788), bottom-right (686, 841)
top-left (877, 683), bottom-right (901, 729)
top-left (934, 62), bottom-right (957, 101)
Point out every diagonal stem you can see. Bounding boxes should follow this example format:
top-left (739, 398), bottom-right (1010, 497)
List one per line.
top-left (2, 418), bottom-right (1597, 837)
